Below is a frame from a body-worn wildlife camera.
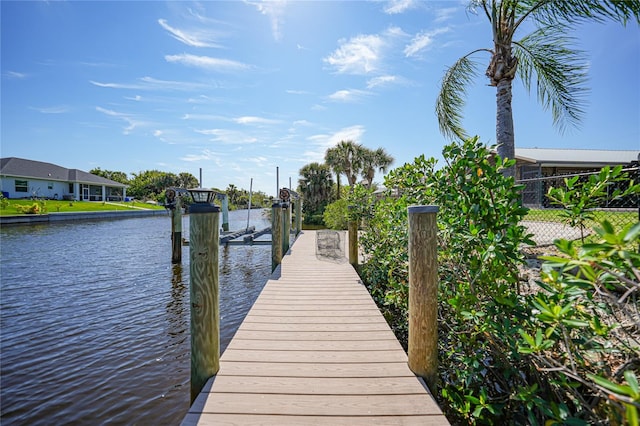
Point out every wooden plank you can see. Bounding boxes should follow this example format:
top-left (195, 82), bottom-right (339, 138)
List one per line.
top-left (231, 330), bottom-right (396, 341)
top-left (246, 309), bottom-right (381, 317)
top-left (183, 413), bottom-right (448, 426)
top-left (225, 338), bottom-right (403, 352)
top-left (196, 393), bottom-right (443, 416)
top-left (239, 322), bottom-right (391, 332)
top-left (217, 361), bottom-right (415, 378)
top-left (221, 348), bottom-right (408, 363)
top-left (201, 375), bottom-right (428, 395)
top-left (242, 315), bottom-right (387, 325)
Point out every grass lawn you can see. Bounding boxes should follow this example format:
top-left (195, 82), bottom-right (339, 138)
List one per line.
top-left (0, 199), bottom-right (165, 216)
top-left (525, 208), bottom-right (637, 223)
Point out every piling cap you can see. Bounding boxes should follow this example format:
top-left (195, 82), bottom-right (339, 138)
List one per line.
top-left (408, 205), bottom-right (439, 214)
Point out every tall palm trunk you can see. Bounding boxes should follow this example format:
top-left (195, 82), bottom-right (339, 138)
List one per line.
top-left (496, 78), bottom-right (516, 178)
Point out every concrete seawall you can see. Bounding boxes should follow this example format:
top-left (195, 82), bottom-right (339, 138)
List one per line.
top-left (1, 209), bottom-right (167, 226)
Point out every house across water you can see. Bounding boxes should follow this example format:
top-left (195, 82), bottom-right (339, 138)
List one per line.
top-left (0, 157), bottom-right (127, 201)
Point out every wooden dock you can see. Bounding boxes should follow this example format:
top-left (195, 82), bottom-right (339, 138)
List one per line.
top-left (182, 230), bottom-right (449, 425)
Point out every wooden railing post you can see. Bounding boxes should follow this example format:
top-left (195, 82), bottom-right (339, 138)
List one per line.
top-left (220, 195), bottom-right (229, 232)
top-left (407, 205), bottom-right (439, 392)
top-left (282, 202), bottom-right (291, 255)
top-left (189, 201), bottom-right (221, 403)
top-left (295, 199), bottom-right (302, 236)
top-left (171, 196), bottom-right (182, 264)
top-left (271, 202), bottom-right (283, 272)
top-left (348, 205), bottom-right (358, 269)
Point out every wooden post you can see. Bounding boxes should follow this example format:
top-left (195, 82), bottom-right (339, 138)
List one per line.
top-left (189, 202), bottom-right (221, 403)
top-left (407, 205), bottom-right (439, 392)
top-left (171, 196), bottom-right (182, 264)
top-left (282, 202), bottom-right (291, 255)
top-left (295, 199), bottom-right (302, 236)
top-left (221, 195), bottom-right (229, 232)
top-left (348, 206), bottom-right (358, 269)
top-left (271, 202), bottom-right (283, 272)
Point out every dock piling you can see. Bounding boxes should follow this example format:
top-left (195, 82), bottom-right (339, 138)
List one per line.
top-left (271, 201), bottom-right (283, 271)
top-left (347, 205), bottom-right (358, 269)
top-left (407, 205), bottom-right (439, 392)
top-left (188, 193), bottom-right (221, 403)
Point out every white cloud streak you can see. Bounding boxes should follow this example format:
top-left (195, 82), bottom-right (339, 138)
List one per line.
top-left (383, 0), bottom-right (417, 14)
top-left (158, 19), bottom-right (224, 48)
top-left (404, 27), bottom-right (450, 58)
top-left (165, 53), bottom-right (250, 72)
top-left (249, 0), bottom-right (287, 41)
top-left (327, 89), bottom-right (372, 103)
top-left (90, 76), bottom-right (209, 91)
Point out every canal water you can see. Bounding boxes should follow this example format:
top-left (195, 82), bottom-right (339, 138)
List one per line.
top-left (0, 209), bottom-right (272, 425)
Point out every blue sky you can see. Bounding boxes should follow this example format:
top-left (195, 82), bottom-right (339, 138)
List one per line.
top-left (2, 1), bottom-right (639, 195)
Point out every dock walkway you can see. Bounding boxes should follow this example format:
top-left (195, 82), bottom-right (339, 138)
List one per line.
top-left (182, 230), bottom-right (449, 425)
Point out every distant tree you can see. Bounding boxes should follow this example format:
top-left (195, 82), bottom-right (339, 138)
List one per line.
top-left (436, 0), bottom-right (640, 177)
top-left (361, 147), bottom-right (394, 188)
top-left (325, 141), bottom-right (364, 190)
top-left (226, 184), bottom-right (240, 206)
top-left (298, 162), bottom-right (334, 224)
top-left (176, 172), bottom-right (199, 189)
top-left (128, 170), bottom-right (178, 200)
top-left (89, 167), bottom-right (129, 184)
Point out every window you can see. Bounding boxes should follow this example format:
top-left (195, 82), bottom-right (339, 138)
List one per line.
top-left (15, 180), bottom-right (28, 193)
top-left (48, 182), bottom-right (54, 189)
top-left (69, 183), bottom-right (74, 193)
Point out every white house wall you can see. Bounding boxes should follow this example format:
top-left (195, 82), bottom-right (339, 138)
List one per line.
top-left (1, 177), bottom-right (70, 199)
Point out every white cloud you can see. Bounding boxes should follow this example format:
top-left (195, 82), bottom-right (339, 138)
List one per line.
top-left (181, 149), bottom-right (219, 162)
top-left (249, 0), bottom-right (287, 41)
top-left (30, 105), bottom-right (69, 114)
top-left (286, 89), bottom-right (311, 95)
top-left (4, 71), bottom-right (27, 79)
top-left (324, 26), bottom-right (405, 75)
top-left (91, 76), bottom-right (208, 91)
top-left (234, 116), bottom-right (281, 125)
top-left (158, 19), bottom-right (224, 48)
top-left (96, 106), bottom-right (147, 135)
top-left (434, 7), bottom-right (458, 23)
top-left (324, 34), bottom-right (385, 75)
top-left (165, 53), bottom-right (250, 72)
top-left (327, 89), bottom-right (371, 103)
top-left (195, 128), bottom-right (258, 144)
top-left (404, 27), bottom-right (450, 58)
top-left (307, 125), bottom-right (366, 160)
top-left (367, 75), bottom-right (397, 88)
top-left (383, 0), bottom-right (417, 14)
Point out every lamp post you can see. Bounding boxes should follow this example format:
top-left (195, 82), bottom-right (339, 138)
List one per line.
top-left (187, 188), bottom-right (221, 403)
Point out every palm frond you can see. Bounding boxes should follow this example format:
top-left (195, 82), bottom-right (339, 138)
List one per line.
top-left (436, 53), bottom-right (486, 140)
top-left (530, 0), bottom-right (640, 28)
top-left (514, 25), bottom-right (589, 133)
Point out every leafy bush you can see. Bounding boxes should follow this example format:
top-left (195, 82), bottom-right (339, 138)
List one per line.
top-left (323, 198), bottom-right (349, 230)
top-left (15, 202), bottom-right (42, 214)
top-left (356, 137), bottom-right (640, 424)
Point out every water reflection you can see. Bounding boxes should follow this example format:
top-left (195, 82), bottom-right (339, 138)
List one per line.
top-left (0, 210), bottom-right (272, 425)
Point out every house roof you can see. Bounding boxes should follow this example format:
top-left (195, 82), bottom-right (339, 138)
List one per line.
top-left (515, 148), bottom-right (639, 168)
top-left (0, 157), bottom-right (127, 187)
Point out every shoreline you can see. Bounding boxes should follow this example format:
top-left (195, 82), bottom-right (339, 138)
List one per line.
top-left (0, 209), bottom-right (168, 226)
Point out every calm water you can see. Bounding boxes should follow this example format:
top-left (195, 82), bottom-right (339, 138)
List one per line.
top-left (0, 209), bottom-right (272, 425)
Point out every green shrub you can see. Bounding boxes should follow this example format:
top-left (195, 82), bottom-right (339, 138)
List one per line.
top-left (323, 198), bottom-right (349, 230)
top-left (356, 137), bottom-right (640, 424)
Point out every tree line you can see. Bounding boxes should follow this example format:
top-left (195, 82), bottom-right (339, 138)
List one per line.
top-left (89, 168), bottom-right (270, 208)
top-left (297, 141), bottom-right (393, 225)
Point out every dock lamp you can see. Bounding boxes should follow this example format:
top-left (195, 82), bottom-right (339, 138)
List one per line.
top-left (186, 186), bottom-right (221, 403)
top-left (188, 188), bottom-right (218, 213)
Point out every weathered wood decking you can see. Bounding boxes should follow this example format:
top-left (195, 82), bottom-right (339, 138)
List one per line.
top-left (182, 230), bottom-right (449, 425)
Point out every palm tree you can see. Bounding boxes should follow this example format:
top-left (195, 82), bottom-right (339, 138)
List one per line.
top-left (436, 0), bottom-right (640, 177)
top-left (298, 162), bottom-right (334, 223)
top-left (361, 147), bottom-right (394, 188)
top-left (324, 146), bottom-right (345, 199)
top-left (325, 140), bottom-right (365, 193)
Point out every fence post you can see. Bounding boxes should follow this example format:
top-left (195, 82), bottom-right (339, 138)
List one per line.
top-left (407, 205), bottom-right (439, 392)
top-left (282, 202), bottom-right (291, 255)
top-left (189, 198), bottom-right (221, 403)
top-left (221, 195), bottom-right (229, 232)
top-left (348, 206), bottom-right (358, 269)
top-left (295, 199), bottom-right (302, 236)
top-left (271, 201), bottom-right (283, 272)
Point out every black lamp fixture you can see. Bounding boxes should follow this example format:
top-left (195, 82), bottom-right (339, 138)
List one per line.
top-left (187, 188), bottom-right (219, 213)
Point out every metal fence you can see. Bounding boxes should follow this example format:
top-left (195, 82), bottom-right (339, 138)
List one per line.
top-left (516, 166), bottom-right (639, 246)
